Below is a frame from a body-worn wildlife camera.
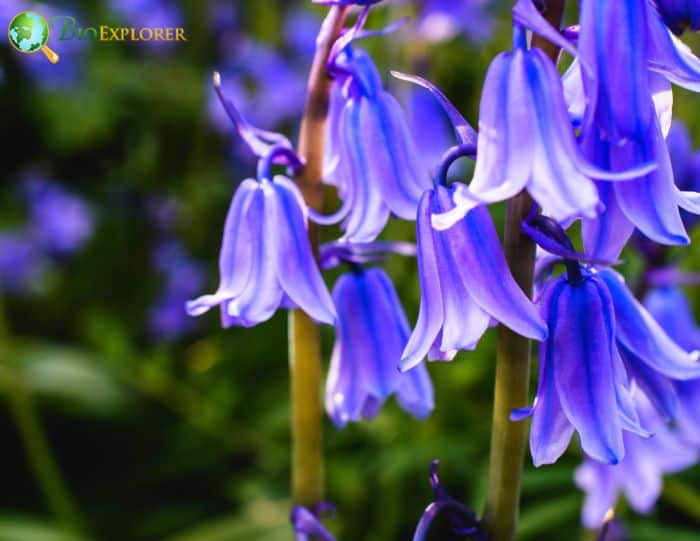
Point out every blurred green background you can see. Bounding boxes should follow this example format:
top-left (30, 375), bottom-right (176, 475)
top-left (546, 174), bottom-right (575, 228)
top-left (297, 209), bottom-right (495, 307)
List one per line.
top-left (1, 1), bottom-right (699, 540)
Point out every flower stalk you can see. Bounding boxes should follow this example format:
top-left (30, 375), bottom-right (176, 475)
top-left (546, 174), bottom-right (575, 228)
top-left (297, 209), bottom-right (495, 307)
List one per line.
top-left (482, 2), bottom-right (565, 539)
top-left (289, 6), bottom-right (349, 508)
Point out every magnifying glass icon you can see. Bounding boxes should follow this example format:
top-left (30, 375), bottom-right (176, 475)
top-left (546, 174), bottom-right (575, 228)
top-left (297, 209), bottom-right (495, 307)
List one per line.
top-left (8, 11), bottom-right (60, 64)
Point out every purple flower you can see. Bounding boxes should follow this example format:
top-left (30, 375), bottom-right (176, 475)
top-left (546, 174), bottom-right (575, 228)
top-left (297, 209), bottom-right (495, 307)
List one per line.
top-left (433, 21), bottom-right (646, 230)
top-left (149, 241), bottom-right (205, 340)
top-left (0, 232), bottom-right (47, 292)
top-left (666, 121), bottom-right (700, 229)
top-left (517, 266), bottom-right (700, 466)
top-left (400, 185), bottom-right (546, 371)
top-left (186, 173), bottom-right (335, 328)
top-left (644, 286), bottom-right (700, 446)
top-left (324, 45), bottom-right (431, 241)
top-left (24, 177), bottom-right (94, 256)
top-left (575, 390), bottom-right (698, 528)
top-left (326, 265), bottom-right (433, 427)
top-left (656, 0), bottom-right (700, 34)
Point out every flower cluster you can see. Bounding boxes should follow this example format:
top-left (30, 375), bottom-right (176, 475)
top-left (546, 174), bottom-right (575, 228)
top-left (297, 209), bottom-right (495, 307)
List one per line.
top-left (190, 0), bottom-right (700, 536)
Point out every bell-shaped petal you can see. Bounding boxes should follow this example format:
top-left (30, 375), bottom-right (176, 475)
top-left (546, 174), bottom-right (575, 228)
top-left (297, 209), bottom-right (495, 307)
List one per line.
top-left (435, 43), bottom-right (649, 230)
top-left (325, 48), bottom-right (431, 242)
top-left (187, 176), bottom-right (336, 327)
top-left (648, 4), bottom-right (700, 91)
top-left (325, 267), bottom-right (433, 427)
top-left (578, 0), bottom-right (654, 143)
top-left (529, 279), bottom-right (576, 466)
top-left (401, 187), bottom-right (546, 370)
top-left (599, 269), bottom-right (700, 380)
top-left (545, 273), bottom-right (624, 464)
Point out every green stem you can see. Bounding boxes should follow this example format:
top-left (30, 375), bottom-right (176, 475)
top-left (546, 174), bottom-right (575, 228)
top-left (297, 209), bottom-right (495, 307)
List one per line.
top-left (483, 4), bottom-right (565, 539)
top-left (482, 193), bottom-right (537, 541)
top-left (662, 477), bottom-right (700, 523)
top-left (289, 6), bottom-right (349, 508)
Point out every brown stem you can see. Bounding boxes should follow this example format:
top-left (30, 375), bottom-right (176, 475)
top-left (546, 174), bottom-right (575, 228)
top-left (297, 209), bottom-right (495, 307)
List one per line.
top-left (483, 3), bottom-right (565, 540)
top-left (289, 6), bottom-right (349, 509)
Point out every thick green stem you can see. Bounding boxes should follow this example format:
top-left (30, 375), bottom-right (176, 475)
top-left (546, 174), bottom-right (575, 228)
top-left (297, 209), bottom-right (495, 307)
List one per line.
top-left (483, 193), bottom-right (537, 541)
top-left (483, 4), bottom-right (565, 539)
top-left (289, 6), bottom-right (349, 508)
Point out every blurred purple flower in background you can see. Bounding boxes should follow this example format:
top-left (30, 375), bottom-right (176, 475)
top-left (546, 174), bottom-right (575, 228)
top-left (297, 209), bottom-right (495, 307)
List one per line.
top-left (149, 241), bottom-right (205, 341)
top-left (666, 121), bottom-right (700, 229)
top-left (575, 390), bottom-right (698, 528)
top-left (412, 0), bottom-right (493, 44)
top-left (325, 265), bottom-right (434, 427)
top-left (0, 232), bottom-right (47, 292)
top-left (109, 0), bottom-right (182, 50)
top-left (23, 175), bottom-right (94, 256)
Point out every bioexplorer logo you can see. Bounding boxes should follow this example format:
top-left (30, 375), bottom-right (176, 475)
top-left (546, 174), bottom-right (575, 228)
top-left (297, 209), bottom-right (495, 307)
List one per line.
top-left (8, 10), bottom-right (187, 64)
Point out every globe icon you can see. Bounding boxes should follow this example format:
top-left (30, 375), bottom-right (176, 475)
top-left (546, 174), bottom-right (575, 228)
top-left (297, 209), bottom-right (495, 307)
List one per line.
top-left (7, 11), bottom-right (59, 63)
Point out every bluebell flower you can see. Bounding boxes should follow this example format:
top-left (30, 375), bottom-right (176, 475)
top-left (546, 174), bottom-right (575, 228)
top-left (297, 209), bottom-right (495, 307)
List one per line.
top-left (656, 0), bottom-right (700, 34)
top-left (323, 42), bottom-right (431, 241)
top-left (325, 264), bottom-right (433, 427)
top-left (411, 461), bottom-right (485, 541)
top-left (516, 265), bottom-right (700, 466)
top-left (400, 184), bottom-right (547, 370)
top-left (23, 176), bottom-right (94, 256)
top-left (149, 241), bottom-right (205, 340)
top-left (575, 390), bottom-right (698, 528)
top-left (433, 16), bottom-right (648, 230)
top-left (189, 77), bottom-right (335, 328)
top-left (644, 285), bottom-right (700, 446)
top-left (186, 172), bottom-right (336, 328)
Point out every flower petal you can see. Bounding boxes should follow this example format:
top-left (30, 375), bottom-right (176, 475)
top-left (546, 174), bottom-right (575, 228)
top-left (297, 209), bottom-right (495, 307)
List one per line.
top-left (435, 186), bottom-right (547, 340)
top-left (599, 269), bottom-right (700, 379)
top-left (401, 191), bottom-right (445, 371)
top-left (268, 176), bottom-right (336, 325)
top-left (550, 275), bottom-right (624, 464)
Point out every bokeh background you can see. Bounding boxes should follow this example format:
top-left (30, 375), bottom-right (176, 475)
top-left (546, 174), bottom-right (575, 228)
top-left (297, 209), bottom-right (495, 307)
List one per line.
top-left (1, 1), bottom-right (699, 540)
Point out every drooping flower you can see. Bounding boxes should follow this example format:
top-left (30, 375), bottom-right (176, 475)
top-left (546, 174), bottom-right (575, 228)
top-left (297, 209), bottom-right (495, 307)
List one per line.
top-left (411, 461), bottom-right (485, 541)
top-left (515, 261), bottom-right (700, 466)
top-left (322, 17), bottom-right (431, 241)
top-left (187, 75), bottom-right (336, 328)
top-left (575, 390), bottom-right (698, 528)
top-left (325, 261), bottom-right (433, 427)
top-left (432, 6), bottom-right (649, 230)
top-left (400, 184), bottom-right (547, 371)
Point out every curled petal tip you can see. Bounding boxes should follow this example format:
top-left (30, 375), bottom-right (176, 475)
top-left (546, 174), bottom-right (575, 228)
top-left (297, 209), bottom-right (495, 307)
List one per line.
top-left (510, 407), bottom-right (534, 421)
